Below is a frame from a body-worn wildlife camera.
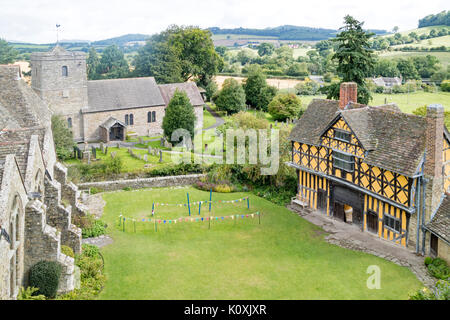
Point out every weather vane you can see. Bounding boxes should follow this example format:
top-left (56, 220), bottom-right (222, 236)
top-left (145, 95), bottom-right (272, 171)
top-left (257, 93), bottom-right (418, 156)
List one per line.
top-left (56, 24), bottom-right (61, 44)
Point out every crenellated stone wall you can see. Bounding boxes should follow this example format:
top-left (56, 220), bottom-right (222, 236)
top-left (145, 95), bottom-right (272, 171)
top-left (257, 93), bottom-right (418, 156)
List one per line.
top-left (78, 174), bottom-right (206, 192)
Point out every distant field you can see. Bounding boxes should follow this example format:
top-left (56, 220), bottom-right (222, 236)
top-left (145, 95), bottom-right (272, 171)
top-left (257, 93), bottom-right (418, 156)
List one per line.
top-left (378, 51), bottom-right (450, 68)
top-left (211, 34), bottom-right (278, 41)
top-left (214, 75), bottom-right (303, 90)
top-left (390, 35), bottom-right (450, 49)
top-left (297, 92), bottom-right (450, 114)
top-left (381, 25), bottom-right (450, 38)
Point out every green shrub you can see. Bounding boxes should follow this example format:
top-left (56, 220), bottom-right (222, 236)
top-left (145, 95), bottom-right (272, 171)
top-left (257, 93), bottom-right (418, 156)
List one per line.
top-left (268, 93), bottom-right (303, 121)
top-left (29, 261), bottom-right (63, 298)
top-left (81, 244), bottom-right (100, 258)
top-left (122, 186), bottom-right (132, 191)
top-left (424, 256), bottom-right (433, 266)
top-left (214, 184), bottom-right (233, 193)
top-left (90, 187), bottom-right (103, 194)
top-left (441, 80), bottom-right (450, 92)
top-left (82, 218), bottom-right (107, 238)
top-left (17, 287), bottom-right (46, 300)
top-left (61, 245), bottom-right (74, 258)
top-left (427, 258), bottom-right (450, 280)
top-left (409, 280), bottom-right (450, 300)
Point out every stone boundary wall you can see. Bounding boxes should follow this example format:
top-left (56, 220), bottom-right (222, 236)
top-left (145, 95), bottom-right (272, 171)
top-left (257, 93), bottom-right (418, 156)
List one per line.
top-left (77, 174), bottom-right (206, 191)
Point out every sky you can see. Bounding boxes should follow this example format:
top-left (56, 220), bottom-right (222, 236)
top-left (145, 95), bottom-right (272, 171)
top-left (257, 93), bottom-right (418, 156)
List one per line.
top-left (1, 0), bottom-right (448, 43)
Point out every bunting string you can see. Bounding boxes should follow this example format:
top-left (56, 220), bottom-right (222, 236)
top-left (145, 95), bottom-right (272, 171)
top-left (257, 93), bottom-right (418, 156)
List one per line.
top-left (153, 196), bottom-right (249, 207)
top-left (118, 211), bottom-right (260, 225)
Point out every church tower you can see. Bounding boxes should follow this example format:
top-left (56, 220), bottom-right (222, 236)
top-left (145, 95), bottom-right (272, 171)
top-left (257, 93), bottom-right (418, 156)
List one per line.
top-left (30, 46), bottom-right (88, 141)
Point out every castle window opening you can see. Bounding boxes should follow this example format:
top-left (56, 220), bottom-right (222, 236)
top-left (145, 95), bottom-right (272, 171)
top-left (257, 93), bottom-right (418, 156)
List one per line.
top-left (67, 117), bottom-right (72, 128)
top-left (62, 66), bottom-right (68, 77)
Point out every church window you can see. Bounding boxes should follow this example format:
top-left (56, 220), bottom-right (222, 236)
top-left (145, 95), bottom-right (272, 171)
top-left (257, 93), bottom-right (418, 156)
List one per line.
top-left (334, 129), bottom-right (351, 143)
top-left (67, 117), bottom-right (72, 128)
top-left (129, 114), bottom-right (134, 125)
top-left (332, 150), bottom-right (354, 173)
top-left (152, 111), bottom-right (156, 122)
top-left (125, 114), bottom-right (129, 125)
top-left (62, 66), bottom-right (68, 77)
top-left (148, 112), bottom-right (151, 123)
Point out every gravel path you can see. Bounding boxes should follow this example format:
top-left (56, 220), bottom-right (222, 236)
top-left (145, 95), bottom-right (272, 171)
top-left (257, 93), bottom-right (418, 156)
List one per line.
top-left (287, 204), bottom-right (436, 289)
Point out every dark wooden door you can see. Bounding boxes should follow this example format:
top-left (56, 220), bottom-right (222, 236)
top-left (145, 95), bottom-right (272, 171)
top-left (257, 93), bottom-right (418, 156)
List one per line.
top-left (353, 207), bottom-right (363, 227)
top-left (430, 234), bottom-right (438, 257)
top-left (317, 189), bottom-right (327, 212)
top-left (366, 211), bottom-right (378, 234)
top-left (333, 202), bottom-right (346, 222)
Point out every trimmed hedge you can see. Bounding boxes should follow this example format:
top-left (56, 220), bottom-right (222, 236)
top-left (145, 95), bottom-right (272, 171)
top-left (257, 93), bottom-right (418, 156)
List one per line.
top-left (29, 260), bottom-right (62, 298)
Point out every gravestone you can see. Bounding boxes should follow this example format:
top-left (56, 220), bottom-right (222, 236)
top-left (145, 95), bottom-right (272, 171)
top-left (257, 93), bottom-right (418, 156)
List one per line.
top-left (148, 146), bottom-right (152, 154)
top-left (100, 142), bottom-right (104, 153)
top-left (160, 137), bottom-right (165, 146)
top-left (138, 137), bottom-right (144, 145)
top-left (105, 146), bottom-right (108, 155)
top-left (159, 150), bottom-right (163, 163)
top-left (117, 142), bottom-right (121, 149)
top-left (143, 154), bottom-right (148, 162)
top-left (110, 151), bottom-right (117, 159)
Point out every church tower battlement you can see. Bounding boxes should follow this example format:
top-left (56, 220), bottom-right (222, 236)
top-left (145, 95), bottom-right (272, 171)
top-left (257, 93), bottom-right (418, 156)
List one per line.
top-left (31, 46), bottom-right (88, 141)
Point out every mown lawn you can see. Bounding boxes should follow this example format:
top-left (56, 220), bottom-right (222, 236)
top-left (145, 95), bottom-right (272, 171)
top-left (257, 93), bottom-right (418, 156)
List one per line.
top-left (98, 187), bottom-right (422, 300)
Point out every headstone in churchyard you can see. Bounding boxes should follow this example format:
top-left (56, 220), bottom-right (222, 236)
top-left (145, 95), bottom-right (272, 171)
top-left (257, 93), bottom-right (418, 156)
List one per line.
top-left (110, 151), bottom-right (117, 159)
top-left (100, 142), bottom-right (104, 153)
top-left (91, 146), bottom-right (96, 159)
top-left (164, 140), bottom-right (172, 149)
top-left (105, 146), bottom-right (108, 155)
top-left (148, 146), bottom-right (152, 154)
top-left (159, 150), bottom-right (163, 163)
top-left (143, 154), bottom-right (148, 162)
top-left (84, 141), bottom-right (89, 151)
top-left (138, 137), bottom-right (144, 145)
top-left (160, 137), bottom-right (165, 146)
top-left (117, 142), bottom-right (120, 149)
top-left (275, 120), bottom-right (278, 126)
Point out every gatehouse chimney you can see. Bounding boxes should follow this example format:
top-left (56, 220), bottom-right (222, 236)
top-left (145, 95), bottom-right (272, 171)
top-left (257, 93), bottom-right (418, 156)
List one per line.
top-left (339, 82), bottom-right (358, 110)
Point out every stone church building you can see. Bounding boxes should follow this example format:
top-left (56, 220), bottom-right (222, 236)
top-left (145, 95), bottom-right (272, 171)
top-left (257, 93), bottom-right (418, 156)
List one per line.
top-left (0, 65), bottom-right (86, 299)
top-left (30, 46), bottom-right (205, 143)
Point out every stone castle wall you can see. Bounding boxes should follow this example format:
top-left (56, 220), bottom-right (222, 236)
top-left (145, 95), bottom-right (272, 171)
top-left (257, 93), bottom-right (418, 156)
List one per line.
top-left (78, 173), bottom-right (206, 192)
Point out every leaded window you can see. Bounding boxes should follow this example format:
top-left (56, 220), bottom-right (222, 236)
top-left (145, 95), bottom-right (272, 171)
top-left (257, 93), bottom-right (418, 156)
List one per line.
top-left (332, 150), bottom-right (354, 172)
top-left (334, 129), bottom-right (351, 143)
top-left (383, 213), bottom-right (401, 233)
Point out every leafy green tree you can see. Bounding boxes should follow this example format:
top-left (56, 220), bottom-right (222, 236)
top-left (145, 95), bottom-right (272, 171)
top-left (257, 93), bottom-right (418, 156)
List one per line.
top-left (215, 78), bottom-right (246, 114)
top-left (134, 25), bottom-right (222, 87)
top-left (257, 43), bottom-right (275, 56)
top-left (286, 62), bottom-right (309, 76)
top-left (162, 89), bottom-right (196, 142)
top-left (243, 65), bottom-right (267, 107)
top-left (257, 85), bottom-right (278, 112)
top-left (397, 58), bottom-right (420, 80)
top-left (321, 15), bottom-right (377, 104)
top-left (133, 38), bottom-right (183, 83)
top-left (86, 47), bottom-right (100, 80)
top-left (97, 45), bottom-right (130, 79)
top-left (268, 93), bottom-right (303, 121)
top-left (51, 115), bottom-right (74, 160)
top-left (0, 39), bottom-right (18, 64)
top-left (373, 59), bottom-right (401, 77)
top-left (236, 48), bottom-right (256, 65)
top-left (215, 46), bottom-right (228, 57)
top-left (205, 81), bottom-right (218, 102)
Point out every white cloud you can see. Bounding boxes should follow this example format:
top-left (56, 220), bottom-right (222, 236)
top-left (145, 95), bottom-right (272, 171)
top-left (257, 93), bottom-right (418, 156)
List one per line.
top-left (1, 0), bottom-right (448, 43)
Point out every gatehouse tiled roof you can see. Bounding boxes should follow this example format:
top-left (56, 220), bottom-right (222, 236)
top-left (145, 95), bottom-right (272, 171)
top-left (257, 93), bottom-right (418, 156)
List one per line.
top-left (289, 98), bottom-right (429, 177)
top-left (427, 194), bottom-right (450, 243)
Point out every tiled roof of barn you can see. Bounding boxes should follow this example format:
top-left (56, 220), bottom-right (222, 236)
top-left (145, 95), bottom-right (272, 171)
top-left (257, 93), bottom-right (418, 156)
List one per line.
top-left (0, 65), bottom-right (51, 129)
top-left (426, 194), bottom-right (450, 243)
top-left (290, 99), bottom-right (428, 177)
top-left (158, 82), bottom-right (205, 107)
top-left (86, 77), bottom-right (166, 113)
